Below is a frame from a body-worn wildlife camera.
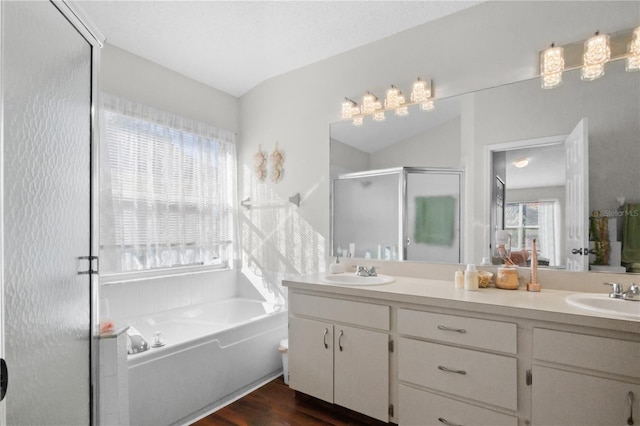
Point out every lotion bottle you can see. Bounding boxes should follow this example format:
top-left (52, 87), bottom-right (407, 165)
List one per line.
top-left (464, 264), bottom-right (479, 291)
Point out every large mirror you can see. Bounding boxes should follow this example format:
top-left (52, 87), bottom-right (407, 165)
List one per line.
top-left (330, 61), bottom-right (640, 273)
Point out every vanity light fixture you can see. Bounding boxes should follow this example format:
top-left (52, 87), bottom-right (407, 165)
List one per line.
top-left (341, 98), bottom-right (358, 120)
top-left (384, 86), bottom-right (400, 109)
top-left (582, 31), bottom-right (610, 81)
top-left (541, 43), bottom-right (564, 89)
top-left (410, 78), bottom-right (431, 103)
top-left (361, 92), bottom-right (380, 115)
top-left (341, 78), bottom-right (435, 126)
top-left (539, 26), bottom-right (640, 89)
top-left (395, 92), bottom-right (408, 116)
top-left (626, 26), bottom-right (640, 71)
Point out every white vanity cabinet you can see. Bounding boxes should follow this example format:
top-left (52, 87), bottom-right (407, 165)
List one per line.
top-left (397, 309), bottom-right (519, 426)
top-left (531, 328), bottom-right (640, 426)
top-left (284, 275), bottom-right (640, 426)
top-left (288, 293), bottom-right (391, 422)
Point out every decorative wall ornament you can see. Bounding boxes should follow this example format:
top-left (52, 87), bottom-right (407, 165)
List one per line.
top-left (270, 141), bottom-right (284, 183)
top-left (254, 144), bottom-right (267, 182)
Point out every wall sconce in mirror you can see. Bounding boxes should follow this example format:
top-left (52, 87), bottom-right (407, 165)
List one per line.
top-left (341, 78), bottom-right (435, 126)
top-left (540, 25), bottom-right (639, 89)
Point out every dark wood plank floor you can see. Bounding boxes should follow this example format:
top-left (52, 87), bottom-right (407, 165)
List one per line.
top-left (192, 376), bottom-right (390, 426)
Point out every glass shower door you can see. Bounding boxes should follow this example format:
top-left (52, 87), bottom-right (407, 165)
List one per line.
top-left (1, 1), bottom-right (93, 424)
top-left (405, 169), bottom-right (463, 263)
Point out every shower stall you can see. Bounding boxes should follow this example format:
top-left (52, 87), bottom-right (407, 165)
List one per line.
top-left (332, 167), bottom-right (463, 263)
top-left (0, 1), bottom-right (102, 424)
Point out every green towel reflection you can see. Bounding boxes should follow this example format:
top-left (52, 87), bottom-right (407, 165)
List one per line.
top-left (414, 196), bottom-right (455, 246)
top-left (622, 203), bottom-right (640, 265)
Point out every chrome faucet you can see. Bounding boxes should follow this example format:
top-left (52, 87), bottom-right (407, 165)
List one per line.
top-left (604, 282), bottom-right (640, 301)
top-left (605, 282), bottom-right (625, 299)
top-left (355, 266), bottom-right (377, 277)
top-left (623, 283), bottom-right (640, 301)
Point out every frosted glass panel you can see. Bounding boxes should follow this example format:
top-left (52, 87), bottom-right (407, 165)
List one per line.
top-left (333, 172), bottom-right (401, 259)
top-left (406, 171), bottom-right (462, 263)
top-left (2, 2), bottom-right (92, 425)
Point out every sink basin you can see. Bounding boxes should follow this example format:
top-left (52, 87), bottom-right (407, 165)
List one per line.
top-left (565, 293), bottom-right (640, 319)
top-left (320, 273), bottom-right (395, 286)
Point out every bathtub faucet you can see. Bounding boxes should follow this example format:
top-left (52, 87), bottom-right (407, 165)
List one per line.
top-left (355, 266), bottom-right (377, 277)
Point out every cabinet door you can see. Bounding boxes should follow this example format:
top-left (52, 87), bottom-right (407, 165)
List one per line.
top-left (532, 366), bottom-right (640, 426)
top-left (289, 317), bottom-right (334, 403)
top-left (334, 325), bottom-right (389, 422)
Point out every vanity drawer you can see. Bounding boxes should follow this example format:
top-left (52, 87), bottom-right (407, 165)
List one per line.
top-left (533, 328), bottom-right (640, 378)
top-left (398, 309), bottom-right (517, 354)
top-left (289, 293), bottom-right (390, 330)
top-left (399, 384), bottom-right (517, 426)
top-left (398, 338), bottom-right (517, 410)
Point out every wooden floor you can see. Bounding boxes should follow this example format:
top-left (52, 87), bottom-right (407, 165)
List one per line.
top-left (192, 376), bottom-right (390, 426)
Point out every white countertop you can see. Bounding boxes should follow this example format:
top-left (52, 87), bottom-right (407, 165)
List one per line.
top-left (283, 273), bottom-right (640, 334)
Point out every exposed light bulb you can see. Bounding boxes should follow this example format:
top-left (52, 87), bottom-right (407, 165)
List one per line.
top-left (582, 32), bottom-right (610, 81)
top-left (627, 26), bottom-right (640, 72)
top-left (541, 44), bottom-right (564, 89)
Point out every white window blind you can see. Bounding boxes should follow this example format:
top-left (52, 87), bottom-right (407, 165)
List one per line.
top-left (99, 94), bottom-right (237, 274)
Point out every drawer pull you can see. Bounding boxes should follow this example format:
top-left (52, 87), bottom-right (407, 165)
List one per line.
top-left (629, 391), bottom-right (635, 426)
top-left (323, 328), bottom-right (329, 349)
top-left (438, 417), bottom-right (463, 426)
top-left (437, 325), bottom-right (467, 334)
top-left (338, 330), bottom-right (344, 352)
top-left (438, 365), bottom-right (467, 375)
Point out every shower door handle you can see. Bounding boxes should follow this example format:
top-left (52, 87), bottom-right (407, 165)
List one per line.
top-left (1, 358), bottom-right (8, 401)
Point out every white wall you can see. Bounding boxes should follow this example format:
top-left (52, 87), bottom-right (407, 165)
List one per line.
top-left (239, 1), bottom-right (640, 270)
top-left (330, 139), bottom-right (370, 177)
top-left (370, 117), bottom-right (461, 170)
top-left (100, 44), bottom-right (239, 133)
top-left (100, 1), bottom-right (639, 283)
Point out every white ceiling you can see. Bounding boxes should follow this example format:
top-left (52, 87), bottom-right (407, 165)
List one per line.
top-left (78, 1), bottom-right (481, 97)
top-left (505, 144), bottom-right (566, 189)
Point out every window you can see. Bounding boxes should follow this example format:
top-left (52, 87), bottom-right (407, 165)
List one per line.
top-left (99, 95), bottom-right (237, 275)
top-left (505, 200), bottom-right (560, 265)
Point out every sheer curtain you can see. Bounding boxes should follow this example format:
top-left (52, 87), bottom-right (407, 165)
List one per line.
top-left (538, 200), bottom-right (561, 266)
top-left (100, 94), bottom-right (237, 274)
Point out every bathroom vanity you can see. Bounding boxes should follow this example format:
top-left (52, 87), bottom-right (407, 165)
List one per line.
top-left (283, 274), bottom-right (640, 426)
